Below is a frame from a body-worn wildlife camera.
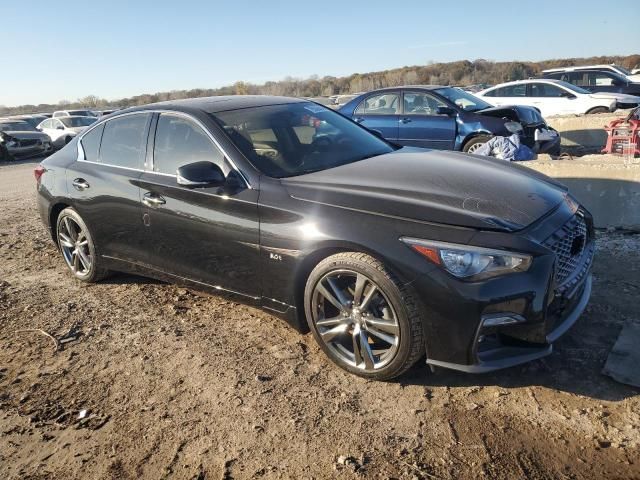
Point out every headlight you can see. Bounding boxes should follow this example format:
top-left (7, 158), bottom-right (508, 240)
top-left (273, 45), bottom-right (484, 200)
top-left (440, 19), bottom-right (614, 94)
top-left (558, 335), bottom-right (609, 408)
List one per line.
top-left (504, 121), bottom-right (523, 134)
top-left (401, 237), bottom-right (532, 280)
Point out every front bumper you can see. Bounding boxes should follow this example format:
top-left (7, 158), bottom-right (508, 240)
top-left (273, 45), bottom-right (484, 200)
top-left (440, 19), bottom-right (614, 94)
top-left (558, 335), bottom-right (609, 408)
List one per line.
top-left (416, 205), bottom-right (594, 373)
top-left (535, 128), bottom-right (561, 156)
top-left (426, 274), bottom-right (592, 373)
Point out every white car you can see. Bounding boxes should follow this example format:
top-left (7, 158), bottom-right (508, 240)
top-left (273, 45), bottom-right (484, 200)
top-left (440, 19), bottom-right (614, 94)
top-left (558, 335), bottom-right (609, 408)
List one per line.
top-left (542, 64), bottom-right (640, 83)
top-left (476, 79), bottom-right (640, 117)
top-left (37, 116), bottom-right (96, 148)
top-left (52, 109), bottom-right (97, 118)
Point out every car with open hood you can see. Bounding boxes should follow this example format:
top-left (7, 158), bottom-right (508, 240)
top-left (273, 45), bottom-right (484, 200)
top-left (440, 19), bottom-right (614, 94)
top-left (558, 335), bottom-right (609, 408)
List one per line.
top-left (35, 96), bottom-right (594, 379)
top-left (0, 119), bottom-right (52, 160)
top-left (338, 86), bottom-right (561, 155)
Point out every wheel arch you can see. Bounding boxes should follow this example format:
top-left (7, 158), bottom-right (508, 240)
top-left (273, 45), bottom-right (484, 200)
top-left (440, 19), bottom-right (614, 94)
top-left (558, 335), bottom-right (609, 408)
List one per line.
top-left (48, 202), bottom-right (71, 242)
top-left (292, 241), bottom-right (414, 333)
top-left (585, 105), bottom-right (610, 114)
top-left (461, 131), bottom-right (493, 149)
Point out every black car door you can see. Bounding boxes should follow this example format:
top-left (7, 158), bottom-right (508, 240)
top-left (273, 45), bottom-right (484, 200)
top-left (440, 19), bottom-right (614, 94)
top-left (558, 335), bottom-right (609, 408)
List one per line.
top-left (137, 112), bottom-right (260, 300)
top-left (67, 113), bottom-right (151, 264)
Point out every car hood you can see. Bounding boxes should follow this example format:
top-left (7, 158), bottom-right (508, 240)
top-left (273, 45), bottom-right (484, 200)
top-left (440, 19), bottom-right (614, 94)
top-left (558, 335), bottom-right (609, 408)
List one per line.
top-left (0, 130), bottom-right (50, 141)
top-left (589, 92), bottom-right (640, 103)
top-left (68, 127), bottom-right (87, 134)
top-left (282, 148), bottom-right (568, 232)
top-left (475, 105), bottom-right (546, 126)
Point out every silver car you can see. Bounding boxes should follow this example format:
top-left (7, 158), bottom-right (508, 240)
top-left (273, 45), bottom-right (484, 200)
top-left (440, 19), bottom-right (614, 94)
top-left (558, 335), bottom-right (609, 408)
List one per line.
top-left (0, 120), bottom-right (53, 160)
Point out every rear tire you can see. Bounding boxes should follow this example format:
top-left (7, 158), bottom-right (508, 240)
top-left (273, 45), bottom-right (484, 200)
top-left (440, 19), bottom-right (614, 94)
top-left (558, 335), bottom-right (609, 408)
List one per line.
top-left (304, 252), bottom-right (425, 380)
top-left (586, 107), bottom-right (609, 115)
top-left (64, 136), bottom-right (72, 145)
top-left (463, 135), bottom-right (492, 153)
top-left (56, 208), bottom-right (110, 282)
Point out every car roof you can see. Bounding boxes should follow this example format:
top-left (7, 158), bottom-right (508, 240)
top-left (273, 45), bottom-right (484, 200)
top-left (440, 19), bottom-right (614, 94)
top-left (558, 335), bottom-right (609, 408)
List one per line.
top-left (351, 85), bottom-right (447, 94)
top-left (488, 78), bottom-right (566, 87)
top-left (0, 119), bottom-right (29, 124)
top-left (127, 95), bottom-right (308, 114)
top-left (9, 114), bottom-right (46, 118)
top-left (542, 64), bottom-right (620, 73)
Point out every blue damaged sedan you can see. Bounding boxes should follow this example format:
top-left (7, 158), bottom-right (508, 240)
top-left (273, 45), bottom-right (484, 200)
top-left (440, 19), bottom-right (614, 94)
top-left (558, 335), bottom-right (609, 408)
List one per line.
top-left (338, 86), bottom-right (561, 155)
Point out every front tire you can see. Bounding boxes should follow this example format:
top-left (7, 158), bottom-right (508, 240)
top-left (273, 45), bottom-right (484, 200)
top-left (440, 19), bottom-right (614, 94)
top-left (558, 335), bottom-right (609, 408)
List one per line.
top-left (56, 208), bottom-right (109, 282)
top-left (304, 252), bottom-right (424, 380)
top-left (463, 135), bottom-right (492, 153)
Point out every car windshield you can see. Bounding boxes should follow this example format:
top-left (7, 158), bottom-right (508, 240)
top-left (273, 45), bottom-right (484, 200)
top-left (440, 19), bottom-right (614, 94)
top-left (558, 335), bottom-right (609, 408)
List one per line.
top-left (0, 121), bottom-right (34, 132)
top-left (60, 116), bottom-right (96, 128)
top-left (211, 102), bottom-right (395, 178)
top-left (614, 65), bottom-right (631, 76)
top-left (554, 80), bottom-right (591, 95)
top-left (68, 110), bottom-right (95, 117)
top-left (433, 87), bottom-right (493, 112)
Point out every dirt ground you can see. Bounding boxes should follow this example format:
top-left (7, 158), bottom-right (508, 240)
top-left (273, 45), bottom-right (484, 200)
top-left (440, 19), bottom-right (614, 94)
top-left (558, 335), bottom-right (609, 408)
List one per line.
top-left (0, 159), bottom-right (639, 480)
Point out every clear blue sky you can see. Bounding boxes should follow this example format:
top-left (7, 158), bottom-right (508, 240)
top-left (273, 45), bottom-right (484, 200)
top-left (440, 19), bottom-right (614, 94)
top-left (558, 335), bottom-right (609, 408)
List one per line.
top-left (2, 0), bottom-right (639, 107)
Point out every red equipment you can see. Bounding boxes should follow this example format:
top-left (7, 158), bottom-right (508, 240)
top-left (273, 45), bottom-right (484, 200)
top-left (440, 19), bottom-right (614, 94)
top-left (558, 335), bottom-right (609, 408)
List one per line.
top-left (602, 107), bottom-right (640, 156)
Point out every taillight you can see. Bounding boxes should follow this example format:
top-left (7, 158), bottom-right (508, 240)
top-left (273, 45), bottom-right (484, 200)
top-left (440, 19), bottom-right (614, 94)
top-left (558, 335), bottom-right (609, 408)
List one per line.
top-left (34, 165), bottom-right (46, 184)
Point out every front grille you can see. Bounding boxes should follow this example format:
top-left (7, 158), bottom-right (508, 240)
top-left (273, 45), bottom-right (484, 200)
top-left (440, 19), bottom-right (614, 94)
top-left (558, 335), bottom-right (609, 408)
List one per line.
top-left (19, 139), bottom-right (39, 147)
top-left (543, 212), bottom-right (588, 286)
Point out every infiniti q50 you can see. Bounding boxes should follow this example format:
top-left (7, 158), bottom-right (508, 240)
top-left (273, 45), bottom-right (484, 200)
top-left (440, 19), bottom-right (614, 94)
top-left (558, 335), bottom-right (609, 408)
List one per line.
top-left (35, 96), bottom-right (594, 380)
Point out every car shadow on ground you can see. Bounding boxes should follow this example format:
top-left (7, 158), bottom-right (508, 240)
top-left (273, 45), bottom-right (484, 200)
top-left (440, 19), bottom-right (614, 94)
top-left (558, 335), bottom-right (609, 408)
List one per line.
top-left (399, 345), bottom-right (639, 402)
top-left (99, 272), bottom-right (164, 285)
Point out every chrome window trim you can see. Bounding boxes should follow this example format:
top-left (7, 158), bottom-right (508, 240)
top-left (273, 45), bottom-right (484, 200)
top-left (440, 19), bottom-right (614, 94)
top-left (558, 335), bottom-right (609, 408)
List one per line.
top-left (76, 109), bottom-right (252, 189)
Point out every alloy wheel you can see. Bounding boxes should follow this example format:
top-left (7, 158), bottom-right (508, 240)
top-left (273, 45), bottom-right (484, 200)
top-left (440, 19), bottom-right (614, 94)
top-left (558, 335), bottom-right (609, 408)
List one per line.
top-left (58, 216), bottom-right (92, 276)
top-left (311, 269), bottom-right (400, 371)
top-left (466, 142), bottom-right (485, 154)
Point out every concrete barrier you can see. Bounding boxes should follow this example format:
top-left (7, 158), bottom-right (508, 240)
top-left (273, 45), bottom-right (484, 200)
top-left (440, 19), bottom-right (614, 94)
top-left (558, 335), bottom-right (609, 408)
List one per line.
top-left (521, 155), bottom-right (640, 229)
top-left (545, 110), bottom-right (634, 154)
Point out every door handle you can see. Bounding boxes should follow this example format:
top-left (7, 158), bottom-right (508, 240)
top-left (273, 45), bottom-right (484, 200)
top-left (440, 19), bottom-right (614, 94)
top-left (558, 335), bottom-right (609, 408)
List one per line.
top-left (400, 117), bottom-right (412, 124)
top-left (142, 192), bottom-right (166, 208)
top-left (72, 178), bottom-right (90, 190)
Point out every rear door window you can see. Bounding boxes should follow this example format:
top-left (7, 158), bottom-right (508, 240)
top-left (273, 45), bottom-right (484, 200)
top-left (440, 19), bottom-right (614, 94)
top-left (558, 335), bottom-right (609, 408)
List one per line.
top-left (497, 85), bottom-right (526, 97)
top-left (152, 114), bottom-right (224, 175)
top-left (355, 93), bottom-right (400, 115)
top-left (100, 113), bottom-right (151, 169)
top-left (528, 83), bottom-right (565, 97)
top-left (80, 124), bottom-right (105, 162)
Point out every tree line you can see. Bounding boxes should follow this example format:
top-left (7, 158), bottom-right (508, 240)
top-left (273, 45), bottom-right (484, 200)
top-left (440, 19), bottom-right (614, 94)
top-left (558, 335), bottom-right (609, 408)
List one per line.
top-left (2, 54), bottom-right (639, 116)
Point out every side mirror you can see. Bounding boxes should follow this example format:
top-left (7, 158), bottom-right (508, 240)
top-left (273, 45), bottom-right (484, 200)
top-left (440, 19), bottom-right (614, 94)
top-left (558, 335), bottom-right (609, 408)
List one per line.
top-left (436, 106), bottom-right (456, 116)
top-left (57, 125), bottom-right (64, 130)
top-left (177, 161), bottom-right (225, 188)
top-left (367, 128), bottom-right (385, 139)
top-left (561, 92), bottom-right (576, 99)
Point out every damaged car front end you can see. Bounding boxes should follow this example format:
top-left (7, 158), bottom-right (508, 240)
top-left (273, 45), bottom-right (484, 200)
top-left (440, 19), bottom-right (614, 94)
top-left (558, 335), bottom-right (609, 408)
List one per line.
top-left (0, 120), bottom-right (53, 160)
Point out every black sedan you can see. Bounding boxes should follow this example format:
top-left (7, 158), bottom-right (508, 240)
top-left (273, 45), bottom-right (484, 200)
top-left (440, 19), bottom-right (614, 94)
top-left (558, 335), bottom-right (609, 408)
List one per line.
top-left (36, 96), bottom-right (594, 379)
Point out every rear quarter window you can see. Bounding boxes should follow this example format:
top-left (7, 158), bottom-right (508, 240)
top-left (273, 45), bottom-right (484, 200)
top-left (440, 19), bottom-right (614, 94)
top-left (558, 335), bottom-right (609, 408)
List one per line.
top-left (100, 114), bottom-right (151, 169)
top-left (80, 124), bottom-right (105, 162)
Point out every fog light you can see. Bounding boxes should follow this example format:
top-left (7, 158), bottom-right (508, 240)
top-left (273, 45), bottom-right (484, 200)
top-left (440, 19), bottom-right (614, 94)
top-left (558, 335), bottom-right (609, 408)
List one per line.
top-left (481, 313), bottom-right (526, 327)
